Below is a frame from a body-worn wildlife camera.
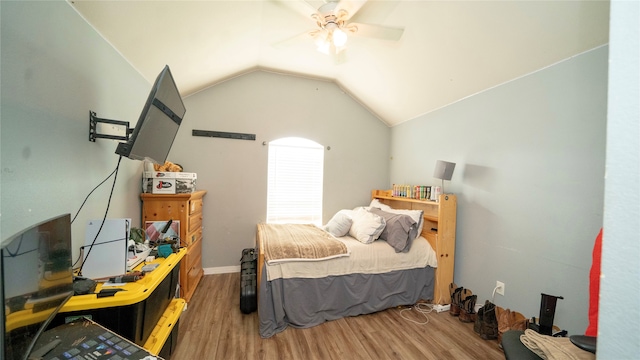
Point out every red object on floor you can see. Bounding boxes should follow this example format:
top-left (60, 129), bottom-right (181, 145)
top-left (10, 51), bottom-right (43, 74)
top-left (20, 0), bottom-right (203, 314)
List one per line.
top-left (585, 228), bottom-right (602, 337)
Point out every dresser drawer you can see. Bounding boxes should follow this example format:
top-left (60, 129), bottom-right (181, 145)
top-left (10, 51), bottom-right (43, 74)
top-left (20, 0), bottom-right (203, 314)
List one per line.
top-left (185, 247), bottom-right (203, 295)
top-left (188, 212), bottom-right (203, 234)
top-left (189, 198), bottom-right (203, 216)
top-left (187, 253), bottom-right (203, 283)
top-left (184, 227), bottom-right (202, 247)
top-left (185, 238), bottom-right (202, 271)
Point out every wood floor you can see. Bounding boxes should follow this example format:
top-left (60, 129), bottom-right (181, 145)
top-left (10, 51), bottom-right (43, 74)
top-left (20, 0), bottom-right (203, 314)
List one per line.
top-left (172, 273), bottom-right (505, 360)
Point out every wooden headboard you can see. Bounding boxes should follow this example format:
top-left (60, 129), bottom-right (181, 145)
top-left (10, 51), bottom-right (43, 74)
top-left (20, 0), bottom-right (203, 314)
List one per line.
top-left (371, 189), bottom-right (457, 304)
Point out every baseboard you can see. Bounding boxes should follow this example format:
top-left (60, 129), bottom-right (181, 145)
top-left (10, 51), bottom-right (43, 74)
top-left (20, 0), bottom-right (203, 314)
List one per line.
top-left (203, 265), bottom-right (240, 275)
top-left (433, 304), bottom-right (451, 313)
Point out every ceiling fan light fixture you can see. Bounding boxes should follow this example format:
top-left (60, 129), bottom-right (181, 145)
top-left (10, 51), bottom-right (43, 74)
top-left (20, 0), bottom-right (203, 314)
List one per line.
top-left (314, 29), bottom-right (327, 44)
top-left (286, 0), bottom-right (404, 59)
top-left (314, 30), bottom-right (331, 54)
top-left (333, 28), bottom-right (347, 47)
top-left (317, 40), bottom-right (331, 54)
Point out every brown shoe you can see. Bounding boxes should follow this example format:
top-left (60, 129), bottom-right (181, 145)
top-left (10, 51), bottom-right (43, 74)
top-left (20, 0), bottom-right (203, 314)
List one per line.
top-left (510, 311), bottom-right (529, 332)
top-left (480, 301), bottom-right (499, 340)
top-left (496, 306), bottom-right (509, 344)
top-left (449, 286), bottom-right (463, 316)
top-left (474, 305), bottom-right (485, 334)
top-left (459, 295), bottom-right (477, 323)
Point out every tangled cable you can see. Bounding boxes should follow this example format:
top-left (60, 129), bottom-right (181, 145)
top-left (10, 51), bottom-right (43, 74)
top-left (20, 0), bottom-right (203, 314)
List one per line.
top-left (400, 303), bottom-right (434, 325)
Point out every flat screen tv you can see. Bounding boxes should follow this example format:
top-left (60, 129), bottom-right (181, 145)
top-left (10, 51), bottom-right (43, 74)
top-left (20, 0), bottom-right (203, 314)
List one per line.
top-left (115, 65), bottom-right (186, 165)
top-left (0, 214), bottom-right (74, 360)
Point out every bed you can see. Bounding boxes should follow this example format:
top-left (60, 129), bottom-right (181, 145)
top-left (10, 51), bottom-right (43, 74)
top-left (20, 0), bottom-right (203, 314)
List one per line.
top-left (257, 190), bottom-right (457, 338)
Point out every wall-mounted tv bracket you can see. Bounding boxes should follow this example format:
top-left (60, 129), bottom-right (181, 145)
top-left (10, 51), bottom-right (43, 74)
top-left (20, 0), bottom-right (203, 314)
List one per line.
top-left (89, 111), bottom-right (133, 142)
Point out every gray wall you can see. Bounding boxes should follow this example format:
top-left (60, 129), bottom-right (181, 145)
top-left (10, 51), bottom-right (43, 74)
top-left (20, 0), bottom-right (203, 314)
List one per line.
top-left (171, 71), bottom-right (390, 270)
top-left (389, 46), bottom-right (608, 335)
top-left (1, 1), bottom-right (149, 259)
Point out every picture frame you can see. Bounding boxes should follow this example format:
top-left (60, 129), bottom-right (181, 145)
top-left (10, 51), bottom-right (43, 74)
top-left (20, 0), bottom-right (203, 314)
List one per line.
top-left (145, 220), bottom-right (180, 243)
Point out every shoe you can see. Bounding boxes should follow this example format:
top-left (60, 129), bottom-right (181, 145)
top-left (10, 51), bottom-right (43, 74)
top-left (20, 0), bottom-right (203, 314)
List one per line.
top-left (480, 300), bottom-right (498, 340)
top-left (449, 283), bottom-right (457, 299)
top-left (510, 311), bottom-right (528, 332)
top-left (459, 294), bottom-right (477, 323)
top-left (496, 307), bottom-right (529, 343)
top-left (474, 305), bottom-right (484, 334)
top-left (449, 285), bottom-right (463, 316)
top-left (496, 306), bottom-right (509, 344)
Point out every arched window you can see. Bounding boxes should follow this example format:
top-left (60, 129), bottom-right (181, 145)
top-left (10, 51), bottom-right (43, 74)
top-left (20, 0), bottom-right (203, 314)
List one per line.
top-left (266, 137), bottom-right (324, 226)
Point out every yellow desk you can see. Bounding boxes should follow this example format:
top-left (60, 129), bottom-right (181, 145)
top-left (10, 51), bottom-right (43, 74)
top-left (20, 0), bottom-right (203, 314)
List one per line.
top-left (52, 249), bottom-right (186, 356)
top-left (64, 249), bottom-right (184, 311)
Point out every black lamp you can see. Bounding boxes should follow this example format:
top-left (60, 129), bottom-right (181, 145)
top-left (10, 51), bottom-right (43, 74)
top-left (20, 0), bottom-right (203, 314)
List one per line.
top-left (433, 160), bottom-right (456, 194)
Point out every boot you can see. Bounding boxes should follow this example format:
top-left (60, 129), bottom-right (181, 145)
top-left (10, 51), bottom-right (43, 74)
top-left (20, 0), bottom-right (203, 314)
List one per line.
top-left (496, 306), bottom-right (510, 344)
top-left (497, 308), bottom-right (529, 344)
top-left (480, 300), bottom-right (498, 340)
top-left (449, 282), bottom-right (457, 300)
top-left (459, 294), bottom-right (477, 323)
top-left (474, 305), bottom-right (484, 334)
top-left (449, 285), bottom-right (463, 316)
top-left (509, 310), bottom-right (529, 332)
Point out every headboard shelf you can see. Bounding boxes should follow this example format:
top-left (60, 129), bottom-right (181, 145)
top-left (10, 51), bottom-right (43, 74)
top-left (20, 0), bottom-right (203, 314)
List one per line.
top-left (371, 189), bottom-right (457, 304)
top-left (371, 190), bottom-right (440, 206)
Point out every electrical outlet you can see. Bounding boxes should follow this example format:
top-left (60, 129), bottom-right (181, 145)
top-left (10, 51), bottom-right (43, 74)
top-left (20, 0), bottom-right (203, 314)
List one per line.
top-left (496, 281), bottom-right (505, 296)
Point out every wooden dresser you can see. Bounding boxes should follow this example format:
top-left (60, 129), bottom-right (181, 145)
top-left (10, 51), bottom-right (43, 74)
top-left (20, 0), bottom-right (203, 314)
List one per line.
top-left (140, 190), bottom-right (206, 303)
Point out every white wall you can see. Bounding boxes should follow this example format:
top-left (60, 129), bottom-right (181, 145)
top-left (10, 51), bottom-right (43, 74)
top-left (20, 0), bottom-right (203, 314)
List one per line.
top-left (171, 70), bottom-right (390, 269)
top-left (598, 0), bottom-right (640, 357)
top-left (390, 46), bottom-right (608, 335)
top-left (1, 1), bottom-right (149, 259)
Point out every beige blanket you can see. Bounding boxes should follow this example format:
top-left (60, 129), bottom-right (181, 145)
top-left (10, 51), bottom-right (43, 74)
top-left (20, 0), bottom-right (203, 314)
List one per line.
top-left (265, 235), bottom-right (437, 281)
top-left (520, 329), bottom-right (595, 360)
top-left (259, 223), bottom-right (349, 264)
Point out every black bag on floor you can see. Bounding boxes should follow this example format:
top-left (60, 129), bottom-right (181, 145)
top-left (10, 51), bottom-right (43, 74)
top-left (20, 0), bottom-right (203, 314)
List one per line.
top-left (240, 248), bottom-right (257, 314)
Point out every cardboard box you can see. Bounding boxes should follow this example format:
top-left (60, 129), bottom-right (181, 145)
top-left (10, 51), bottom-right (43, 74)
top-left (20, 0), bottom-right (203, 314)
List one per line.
top-left (143, 172), bottom-right (197, 194)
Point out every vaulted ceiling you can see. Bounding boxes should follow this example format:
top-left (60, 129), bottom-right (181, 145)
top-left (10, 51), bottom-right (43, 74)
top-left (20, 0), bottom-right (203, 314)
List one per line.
top-left (68, 0), bottom-right (609, 126)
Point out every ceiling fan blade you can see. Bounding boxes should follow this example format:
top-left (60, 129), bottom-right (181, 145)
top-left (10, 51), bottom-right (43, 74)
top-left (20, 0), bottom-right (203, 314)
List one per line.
top-left (349, 0), bottom-right (400, 24)
top-left (349, 22), bottom-right (404, 41)
top-left (335, 0), bottom-right (367, 20)
top-left (274, 0), bottom-right (319, 22)
top-left (303, 0), bottom-right (327, 10)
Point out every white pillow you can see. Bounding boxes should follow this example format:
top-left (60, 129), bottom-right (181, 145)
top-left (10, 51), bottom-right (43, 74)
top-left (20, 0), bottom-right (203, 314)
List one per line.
top-left (323, 210), bottom-right (354, 237)
top-left (369, 198), bottom-right (392, 211)
top-left (349, 207), bottom-right (386, 244)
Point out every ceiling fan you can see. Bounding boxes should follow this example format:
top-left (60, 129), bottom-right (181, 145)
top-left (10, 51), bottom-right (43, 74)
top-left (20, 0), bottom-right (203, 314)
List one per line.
top-left (277, 0), bottom-right (404, 56)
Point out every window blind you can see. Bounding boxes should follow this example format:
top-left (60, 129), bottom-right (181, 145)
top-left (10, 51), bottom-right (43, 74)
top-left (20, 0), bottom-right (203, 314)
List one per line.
top-left (266, 138), bottom-right (324, 226)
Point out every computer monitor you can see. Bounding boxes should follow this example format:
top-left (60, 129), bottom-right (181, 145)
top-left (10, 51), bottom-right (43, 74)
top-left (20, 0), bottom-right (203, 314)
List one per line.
top-left (115, 65), bottom-right (186, 165)
top-left (1, 214), bottom-right (74, 360)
